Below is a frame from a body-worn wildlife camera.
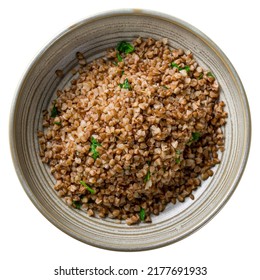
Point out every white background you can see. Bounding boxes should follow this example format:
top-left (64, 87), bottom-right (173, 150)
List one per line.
top-left (1, 0), bottom-right (259, 279)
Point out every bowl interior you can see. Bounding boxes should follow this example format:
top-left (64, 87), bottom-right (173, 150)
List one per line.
top-left (10, 10), bottom-right (250, 251)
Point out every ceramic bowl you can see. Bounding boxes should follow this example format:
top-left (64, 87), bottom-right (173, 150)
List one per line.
top-left (10, 9), bottom-right (251, 251)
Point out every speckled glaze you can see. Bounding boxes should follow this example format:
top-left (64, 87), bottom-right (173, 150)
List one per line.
top-left (9, 9), bottom-right (251, 251)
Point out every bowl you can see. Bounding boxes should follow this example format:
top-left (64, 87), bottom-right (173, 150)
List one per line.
top-left (10, 9), bottom-right (251, 251)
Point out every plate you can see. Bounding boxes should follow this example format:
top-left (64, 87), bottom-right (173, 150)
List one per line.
top-left (10, 9), bottom-right (251, 251)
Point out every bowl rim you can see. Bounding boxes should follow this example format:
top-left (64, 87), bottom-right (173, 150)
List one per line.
top-left (9, 8), bottom-right (251, 251)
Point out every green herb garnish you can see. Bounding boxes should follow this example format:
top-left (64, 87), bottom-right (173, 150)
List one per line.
top-left (116, 52), bottom-right (123, 62)
top-left (191, 132), bottom-right (201, 141)
top-left (51, 103), bottom-right (59, 118)
top-left (90, 136), bottom-right (101, 160)
top-left (116, 41), bottom-right (135, 54)
top-left (73, 201), bottom-right (82, 209)
top-left (112, 61), bottom-right (118, 66)
top-left (187, 132), bottom-right (201, 146)
top-left (144, 170), bottom-right (151, 182)
top-left (119, 78), bottom-right (131, 90)
top-left (54, 121), bottom-right (61, 125)
top-left (121, 70), bottom-right (125, 76)
top-left (198, 73), bottom-right (204, 80)
top-left (162, 85), bottom-right (169, 89)
top-left (182, 65), bottom-right (190, 72)
top-left (139, 208), bottom-right (146, 221)
top-left (170, 63), bottom-right (190, 72)
top-left (170, 62), bottom-right (181, 70)
top-left (175, 149), bottom-right (182, 164)
top-left (80, 181), bottom-right (95, 194)
top-left (207, 72), bottom-right (214, 78)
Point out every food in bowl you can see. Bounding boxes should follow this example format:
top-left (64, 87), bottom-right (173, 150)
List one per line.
top-left (38, 37), bottom-right (227, 225)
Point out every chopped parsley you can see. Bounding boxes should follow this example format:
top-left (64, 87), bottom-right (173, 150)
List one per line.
top-left (175, 149), bottom-right (182, 164)
top-left (207, 72), bottom-right (214, 78)
top-left (80, 181), bottom-right (95, 194)
top-left (170, 62), bottom-right (181, 70)
top-left (162, 85), bottom-right (169, 89)
top-left (73, 201), bottom-right (82, 209)
top-left (121, 70), bottom-right (125, 76)
top-left (116, 41), bottom-right (135, 54)
top-left (90, 136), bottom-right (101, 160)
top-left (170, 62), bottom-right (190, 72)
top-left (54, 121), bottom-right (61, 125)
top-left (191, 132), bottom-right (201, 141)
top-left (139, 208), bottom-right (146, 221)
top-left (116, 52), bottom-right (123, 62)
top-left (198, 73), bottom-right (204, 80)
top-left (187, 132), bottom-right (201, 146)
top-left (50, 103), bottom-right (59, 118)
top-left (182, 65), bottom-right (190, 72)
top-left (144, 170), bottom-right (151, 182)
top-left (119, 78), bottom-right (131, 90)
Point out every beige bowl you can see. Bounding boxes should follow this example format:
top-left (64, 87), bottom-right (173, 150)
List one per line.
top-left (10, 9), bottom-right (251, 251)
